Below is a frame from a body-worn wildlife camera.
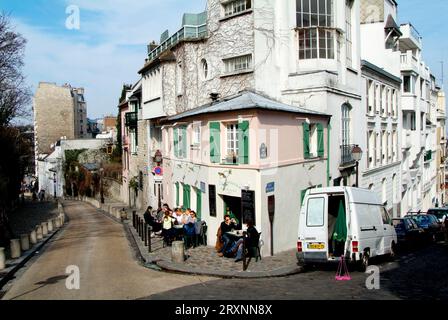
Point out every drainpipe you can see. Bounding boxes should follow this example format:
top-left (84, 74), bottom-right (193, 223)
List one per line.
top-left (327, 122), bottom-right (332, 187)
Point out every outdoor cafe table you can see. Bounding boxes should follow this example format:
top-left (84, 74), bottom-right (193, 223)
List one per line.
top-left (226, 230), bottom-right (244, 240)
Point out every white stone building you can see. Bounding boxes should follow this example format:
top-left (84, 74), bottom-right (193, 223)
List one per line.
top-left (399, 22), bottom-right (434, 213)
top-left (359, 0), bottom-right (402, 217)
top-left (37, 139), bottom-right (108, 198)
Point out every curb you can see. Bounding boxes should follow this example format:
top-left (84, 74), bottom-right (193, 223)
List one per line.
top-left (0, 207), bottom-right (67, 291)
top-left (83, 199), bottom-right (304, 279)
top-left (123, 213), bottom-right (304, 279)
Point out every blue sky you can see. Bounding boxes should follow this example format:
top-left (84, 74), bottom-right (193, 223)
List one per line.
top-left (1, 0), bottom-right (447, 120)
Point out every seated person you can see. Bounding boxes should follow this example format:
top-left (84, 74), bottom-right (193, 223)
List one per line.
top-left (143, 206), bottom-right (162, 234)
top-left (225, 219), bottom-right (259, 262)
top-left (218, 214), bottom-right (237, 257)
top-left (161, 211), bottom-right (176, 245)
top-left (173, 208), bottom-right (184, 225)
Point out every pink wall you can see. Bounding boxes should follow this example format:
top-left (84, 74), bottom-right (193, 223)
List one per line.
top-left (162, 109), bottom-right (329, 168)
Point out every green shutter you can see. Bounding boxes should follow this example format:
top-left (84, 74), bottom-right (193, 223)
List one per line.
top-left (303, 123), bottom-right (310, 159)
top-left (210, 122), bottom-right (221, 163)
top-left (182, 184), bottom-right (191, 209)
top-left (238, 121), bottom-right (249, 164)
top-left (174, 128), bottom-right (179, 158)
top-left (196, 189), bottom-right (202, 219)
top-left (175, 182), bottom-right (179, 207)
top-left (301, 189), bottom-right (308, 206)
top-left (181, 126), bottom-right (187, 158)
top-left (317, 123), bottom-right (324, 157)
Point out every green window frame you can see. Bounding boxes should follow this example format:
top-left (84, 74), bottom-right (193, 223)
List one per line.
top-left (174, 128), bottom-right (179, 158)
top-left (303, 122), bottom-right (310, 159)
top-left (210, 122), bottom-right (221, 163)
top-left (238, 120), bottom-right (249, 164)
top-left (196, 188), bottom-right (202, 219)
top-left (317, 123), bottom-right (324, 157)
top-left (175, 182), bottom-right (180, 207)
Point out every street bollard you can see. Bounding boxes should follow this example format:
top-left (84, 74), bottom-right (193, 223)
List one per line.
top-left (148, 226), bottom-right (152, 253)
top-left (171, 241), bottom-right (185, 263)
top-left (144, 223), bottom-right (148, 246)
top-left (0, 247), bottom-right (5, 270)
top-left (10, 239), bottom-right (21, 259)
top-left (36, 225), bottom-right (43, 240)
top-left (47, 219), bottom-right (54, 232)
top-left (141, 220), bottom-right (145, 241)
top-left (41, 222), bottom-right (48, 236)
top-left (30, 230), bottom-right (37, 245)
top-left (132, 212), bottom-right (136, 228)
top-left (20, 234), bottom-right (30, 251)
top-left (139, 218), bottom-right (143, 238)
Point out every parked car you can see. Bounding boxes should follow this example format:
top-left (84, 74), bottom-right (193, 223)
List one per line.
top-left (392, 217), bottom-right (425, 249)
top-left (427, 208), bottom-right (448, 223)
top-left (297, 187), bottom-right (397, 271)
top-left (405, 214), bottom-right (445, 242)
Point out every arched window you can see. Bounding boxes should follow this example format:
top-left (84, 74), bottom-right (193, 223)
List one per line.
top-left (341, 103), bottom-right (351, 147)
top-left (201, 59), bottom-right (208, 80)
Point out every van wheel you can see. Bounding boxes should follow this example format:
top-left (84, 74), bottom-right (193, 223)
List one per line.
top-left (359, 251), bottom-right (369, 272)
top-left (388, 242), bottom-right (397, 261)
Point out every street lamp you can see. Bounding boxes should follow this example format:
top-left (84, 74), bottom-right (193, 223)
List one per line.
top-left (99, 167), bottom-right (105, 204)
top-left (352, 145), bottom-right (363, 188)
top-left (154, 150), bottom-right (163, 164)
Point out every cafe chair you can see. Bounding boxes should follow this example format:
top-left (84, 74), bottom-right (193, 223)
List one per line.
top-left (246, 232), bottom-right (262, 262)
top-left (195, 220), bottom-right (208, 247)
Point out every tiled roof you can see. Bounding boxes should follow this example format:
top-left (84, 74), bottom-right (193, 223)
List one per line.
top-left (167, 90), bottom-right (330, 121)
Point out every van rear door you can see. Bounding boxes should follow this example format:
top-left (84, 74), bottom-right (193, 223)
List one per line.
top-left (303, 194), bottom-right (328, 257)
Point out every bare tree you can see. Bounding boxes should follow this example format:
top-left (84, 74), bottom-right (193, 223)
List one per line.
top-left (0, 12), bottom-right (31, 126)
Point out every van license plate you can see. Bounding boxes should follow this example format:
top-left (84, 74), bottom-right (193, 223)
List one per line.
top-left (307, 242), bottom-right (325, 250)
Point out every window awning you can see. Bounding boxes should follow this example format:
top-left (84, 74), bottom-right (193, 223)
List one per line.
top-left (384, 14), bottom-right (402, 38)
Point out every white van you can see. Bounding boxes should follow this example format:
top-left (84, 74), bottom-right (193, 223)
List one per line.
top-left (296, 187), bottom-right (397, 271)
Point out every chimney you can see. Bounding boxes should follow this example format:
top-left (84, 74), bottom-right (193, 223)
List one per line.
top-left (210, 92), bottom-right (220, 103)
top-left (148, 41), bottom-right (158, 54)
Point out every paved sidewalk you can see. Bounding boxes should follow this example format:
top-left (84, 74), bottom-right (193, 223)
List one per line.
top-left (86, 197), bottom-right (303, 278)
top-left (0, 200), bottom-right (64, 291)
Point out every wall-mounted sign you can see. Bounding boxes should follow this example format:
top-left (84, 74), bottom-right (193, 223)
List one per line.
top-left (200, 182), bottom-right (206, 193)
top-left (266, 182), bottom-right (275, 193)
top-left (260, 143), bottom-right (268, 159)
top-left (153, 166), bottom-right (163, 176)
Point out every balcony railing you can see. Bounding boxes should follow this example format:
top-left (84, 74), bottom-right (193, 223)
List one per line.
top-left (125, 112), bottom-right (138, 128)
top-left (340, 144), bottom-right (356, 167)
top-left (147, 24), bottom-right (207, 62)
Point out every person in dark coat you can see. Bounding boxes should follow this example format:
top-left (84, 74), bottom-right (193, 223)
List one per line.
top-left (225, 219), bottom-right (259, 262)
top-left (143, 206), bottom-right (162, 233)
top-left (217, 214), bottom-right (237, 257)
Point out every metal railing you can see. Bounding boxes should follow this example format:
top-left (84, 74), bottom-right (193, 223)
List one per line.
top-left (148, 24), bottom-right (208, 62)
top-left (340, 145), bottom-right (356, 166)
top-left (125, 112), bottom-right (138, 128)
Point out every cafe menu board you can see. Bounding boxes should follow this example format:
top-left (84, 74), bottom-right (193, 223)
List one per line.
top-left (209, 184), bottom-right (217, 217)
top-left (241, 190), bottom-right (256, 226)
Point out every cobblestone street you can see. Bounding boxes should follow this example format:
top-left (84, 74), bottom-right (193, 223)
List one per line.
top-left (143, 243), bottom-right (448, 300)
top-left (2, 200), bottom-right (447, 300)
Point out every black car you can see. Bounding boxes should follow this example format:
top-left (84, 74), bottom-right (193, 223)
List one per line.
top-left (392, 218), bottom-right (425, 249)
top-left (405, 214), bottom-right (445, 242)
top-left (427, 208), bottom-right (448, 223)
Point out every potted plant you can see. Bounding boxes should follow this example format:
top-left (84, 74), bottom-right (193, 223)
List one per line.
top-left (226, 151), bottom-right (237, 164)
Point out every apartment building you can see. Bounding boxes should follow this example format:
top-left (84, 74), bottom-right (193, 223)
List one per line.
top-left (34, 82), bottom-right (88, 177)
top-left (359, 0), bottom-right (402, 217)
